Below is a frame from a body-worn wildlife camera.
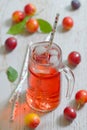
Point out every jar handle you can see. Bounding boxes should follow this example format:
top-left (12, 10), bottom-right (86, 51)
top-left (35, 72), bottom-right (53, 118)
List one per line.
top-left (59, 65), bottom-right (75, 98)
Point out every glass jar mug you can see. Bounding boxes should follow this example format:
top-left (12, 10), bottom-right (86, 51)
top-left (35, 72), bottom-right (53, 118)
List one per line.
top-left (26, 41), bottom-right (75, 112)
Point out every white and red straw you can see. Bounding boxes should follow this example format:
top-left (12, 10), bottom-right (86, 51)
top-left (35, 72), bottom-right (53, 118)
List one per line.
top-left (9, 43), bottom-right (30, 121)
top-left (49, 13), bottom-right (59, 46)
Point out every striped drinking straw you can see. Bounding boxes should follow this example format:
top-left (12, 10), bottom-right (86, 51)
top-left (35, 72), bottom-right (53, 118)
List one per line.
top-left (49, 13), bottom-right (59, 47)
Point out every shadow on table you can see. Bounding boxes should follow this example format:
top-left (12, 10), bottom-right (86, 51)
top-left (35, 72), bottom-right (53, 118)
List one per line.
top-left (57, 24), bottom-right (71, 34)
top-left (56, 100), bottom-right (77, 128)
top-left (56, 99), bottom-right (84, 128)
top-left (0, 91), bottom-right (47, 130)
top-left (0, 99), bottom-right (30, 130)
top-left (65, 5), bottom-right (74, 12)
top-left (57, 114), bottom-right (72, 127)
top-left (4, 18), bottom-right (13, 27)
top-left (63, 60), bottom-right (76, 70)
top-left (68, 99), bottom-right (85, 111)
top-left (0, 45), bottom-right (6, 55)
top-left (0, 44), bottom-right (17, 56)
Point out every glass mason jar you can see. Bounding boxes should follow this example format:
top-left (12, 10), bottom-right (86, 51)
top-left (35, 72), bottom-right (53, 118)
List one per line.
top-left (26, 41), bottom-right (75, 112)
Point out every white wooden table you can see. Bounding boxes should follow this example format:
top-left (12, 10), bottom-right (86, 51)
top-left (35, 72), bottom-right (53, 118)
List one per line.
top-left (0, 0), bottom-right (87, 130)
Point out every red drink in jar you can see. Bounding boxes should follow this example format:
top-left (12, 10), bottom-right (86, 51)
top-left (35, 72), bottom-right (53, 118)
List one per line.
top-left (26, 42), bottom-right (75, 112)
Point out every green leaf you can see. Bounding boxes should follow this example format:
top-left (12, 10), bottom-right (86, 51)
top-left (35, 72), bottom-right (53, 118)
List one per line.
top-left (37, 19), bottom-right (52, 33)
top-left (7, 16), bottom-right (30, 35)
top-left (6, 66), bottom-right (18, 82)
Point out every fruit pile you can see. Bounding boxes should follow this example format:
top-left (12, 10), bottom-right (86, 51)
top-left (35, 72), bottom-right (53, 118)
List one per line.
top-left (12, 3), bottom-right (39, 33)
top-left (7, 3), bottom-right (52, 35)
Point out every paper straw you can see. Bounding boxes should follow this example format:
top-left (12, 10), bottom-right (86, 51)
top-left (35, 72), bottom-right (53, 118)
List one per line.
top-left (10, 94), bottom-right (19, 121)
top-left (49, 13), bottom-right (59, 46)
top-left (9, 75), bottom-right (27, 103)
top-left (9, 43), bottom-right (30, 103)
top-left (9, 43), bottom-right (30, 121)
